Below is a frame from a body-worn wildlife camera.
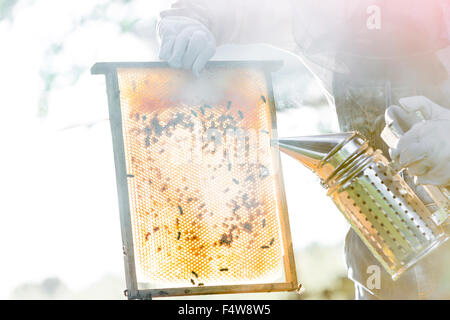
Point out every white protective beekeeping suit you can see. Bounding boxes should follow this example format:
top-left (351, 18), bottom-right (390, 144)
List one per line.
top-left (158, 0), bottom-right (450, 299)
top-left (159, 0), bottom-right (449, 92)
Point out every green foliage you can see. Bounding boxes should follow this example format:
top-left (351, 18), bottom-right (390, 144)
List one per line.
top-left (0, 0), bottom-right (19, 21)
top-left (36, 0), bottom-right (147, 117)
top-left (120, 17), bottom-right (140, 34)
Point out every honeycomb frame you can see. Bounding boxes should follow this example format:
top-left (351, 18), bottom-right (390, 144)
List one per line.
top-left (92, 61), bottom-right (297, 299)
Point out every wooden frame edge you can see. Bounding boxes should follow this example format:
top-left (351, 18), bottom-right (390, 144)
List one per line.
top-left (133, 282), bottom-right (298, 299)
top-left (103, 70), bottom-right (139, 298)
top-left (264, 70), bottom-right (298, 286)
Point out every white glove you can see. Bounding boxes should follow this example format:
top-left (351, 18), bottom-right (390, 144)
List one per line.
top-left (158, 16), bottom-right (216, 77)
top-left (386, 96), bottom-right (450, 186)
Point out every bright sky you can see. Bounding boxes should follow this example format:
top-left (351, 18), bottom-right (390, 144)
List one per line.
top-left (0, 0), bottom-right (349, 298)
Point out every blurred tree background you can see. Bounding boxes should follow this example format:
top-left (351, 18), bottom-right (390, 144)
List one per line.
top-left (0, 0), bottom-right (353, 299)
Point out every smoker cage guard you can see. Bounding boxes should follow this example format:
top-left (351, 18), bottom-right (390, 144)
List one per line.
top-left (91, 61), bottom-right (298, 299)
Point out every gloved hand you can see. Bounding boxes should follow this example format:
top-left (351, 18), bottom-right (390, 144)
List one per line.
top-left (158, 16), bottom-right (216, 77)
top-left (385, 96), bottom-right (450, 186)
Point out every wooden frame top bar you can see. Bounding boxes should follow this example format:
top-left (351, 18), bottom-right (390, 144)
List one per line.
top-left (91, 60), bottom-right (284, 75)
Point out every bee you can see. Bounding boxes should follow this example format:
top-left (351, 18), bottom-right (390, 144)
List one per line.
top-left (245, 174), bottom-right (255, 182)
top-left (178, 205), bottom-right (183, 215)
top-left (177, 232), bottom-right (181, 240)
top-left (191, 271), bottom-right (198, 278)
top-left (261, 245), bottom-right (269, 249)
top-left (259, 166), bottom-right (269, 178)
top-left (220, 268), bottom-right (229, 272)
top-left (261, 95), bottom-right (266, 103)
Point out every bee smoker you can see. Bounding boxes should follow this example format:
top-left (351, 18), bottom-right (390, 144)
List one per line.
top-left (272, 132), bottom-right (449, 279)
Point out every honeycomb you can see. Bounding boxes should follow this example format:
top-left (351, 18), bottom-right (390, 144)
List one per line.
top-left (117, 67), bottom-right (285, 289)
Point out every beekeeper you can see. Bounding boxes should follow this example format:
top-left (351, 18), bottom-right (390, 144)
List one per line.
top-left (157, 0), bottom-right (450, 299)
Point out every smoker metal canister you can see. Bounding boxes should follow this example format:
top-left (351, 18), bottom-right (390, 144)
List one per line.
top-left (274, 132), bottom-right (449, 280)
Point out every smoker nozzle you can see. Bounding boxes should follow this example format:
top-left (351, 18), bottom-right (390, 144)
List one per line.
top-left (271, 133), bottom-right (352, 169)
top-left (271, 132), bottom-right (367, 183)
